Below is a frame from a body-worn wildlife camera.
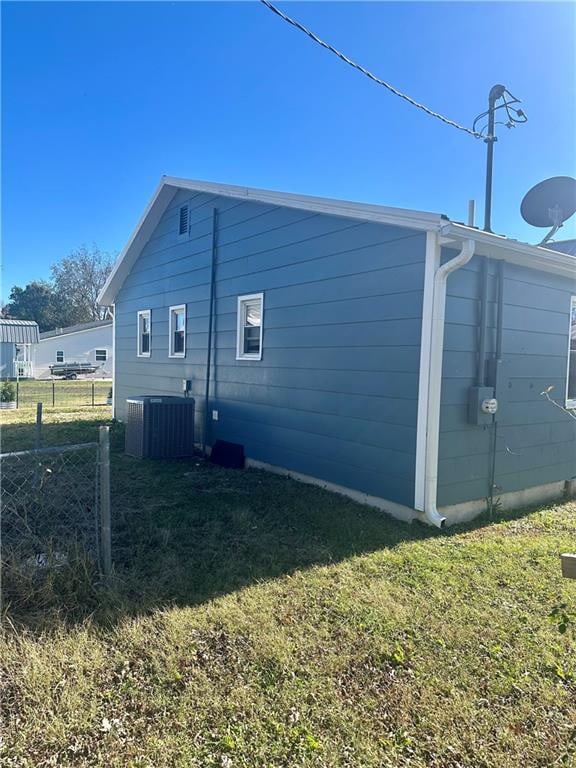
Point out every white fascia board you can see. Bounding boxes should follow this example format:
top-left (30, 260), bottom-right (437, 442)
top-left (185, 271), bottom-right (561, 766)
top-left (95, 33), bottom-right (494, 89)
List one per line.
top-left (98, 176), bottom-right (576, 307)
top-left (441, 223), bottom-right (576, 280)
top-left (97, 180), bottom-right (178, 306)
top-left (163, 177), bottom-right (443, 231)
top-left (97, 177), bottom-right (443, 306)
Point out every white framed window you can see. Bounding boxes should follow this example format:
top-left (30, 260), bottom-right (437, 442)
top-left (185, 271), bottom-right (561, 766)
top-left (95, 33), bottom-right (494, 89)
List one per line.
top-left (178, 204), bottom-right (189, 240)
top-left (566, 295), bottom-right (576, 408)
top-left (137, 310), bottom-right (151, 357)
top-left (169, 304), bottom-right (186, 358)
top-left (95, 349), bottom-right (107, 362)
top-left (56, 350), bottom-right (64, 363)
top-left (236, 293), bottom-right (264, 361)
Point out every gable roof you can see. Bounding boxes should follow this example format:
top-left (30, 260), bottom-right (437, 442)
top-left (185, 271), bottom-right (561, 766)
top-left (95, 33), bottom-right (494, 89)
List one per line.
top-left (39, 319), bottom-right (113, 341)
top-left (0, 319), bottom-right (40, 344)
top-left (98, 176), bottom-right (576, 305)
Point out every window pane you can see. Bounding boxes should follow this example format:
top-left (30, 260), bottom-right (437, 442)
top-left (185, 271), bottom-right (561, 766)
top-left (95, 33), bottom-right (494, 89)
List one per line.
top-left (569, 354), bottom-right (576, 401)
top-left (243, 325), bottom-right (260, 354)
top-left (96, 349), bottom-right (107, 361)
top-left (56, 351), bottom-right (64, 363)
top-left (138, 312), bottom-right (151, 355)
top-left (174, 330), bottom-right (184, 354)
top-left (245, 301), bottom-right (261, 327)
top-left (237, 295), bottom-right (263, 358)
top-left (170, 308), bottom-right (185, 354)
top-left (174, 310), bottom-right (185, 331)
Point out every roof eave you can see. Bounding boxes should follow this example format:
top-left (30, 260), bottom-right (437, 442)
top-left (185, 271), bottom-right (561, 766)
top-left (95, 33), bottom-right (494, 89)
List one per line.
top-left (440, 222), bottom-right (576, 280)
top-left (98, 177), bottom-right (576, 306)
top-left (162, 176), bottom-right (443, 231)
top-left (97, 176), bottom-right (444, 305)
top-left (97, 178), bottom-right (178, 306)
top-left (39, 320), bottom-right (113, 340)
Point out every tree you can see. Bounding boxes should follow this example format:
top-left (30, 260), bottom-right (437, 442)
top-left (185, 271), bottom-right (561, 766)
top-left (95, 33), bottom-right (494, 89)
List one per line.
top-left (4, 282), bottom-right (59, 331)
top-left (51, 245), bottom-right (114, 325)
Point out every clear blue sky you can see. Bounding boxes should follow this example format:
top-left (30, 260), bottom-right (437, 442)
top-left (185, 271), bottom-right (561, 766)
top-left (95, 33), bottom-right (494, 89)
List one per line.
top-left (2, 1), bottom-right (575, 299)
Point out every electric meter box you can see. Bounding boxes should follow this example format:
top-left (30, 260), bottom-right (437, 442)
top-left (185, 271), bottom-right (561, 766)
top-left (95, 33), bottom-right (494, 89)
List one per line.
top-left (468, 386), bottom-right (497, 426)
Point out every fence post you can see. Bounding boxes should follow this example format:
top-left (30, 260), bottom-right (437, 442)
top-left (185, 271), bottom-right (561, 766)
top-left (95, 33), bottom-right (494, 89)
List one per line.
top-left (99, 426), bottom-right (112, 577)
top-left (91, 381), bottom-right (95, 407)
top-left (52, 380), bottom-right (55, 408)
top-left (16, 380), bottom-right (19, 409)
top-left (35, 402), bottom-right (43, 449)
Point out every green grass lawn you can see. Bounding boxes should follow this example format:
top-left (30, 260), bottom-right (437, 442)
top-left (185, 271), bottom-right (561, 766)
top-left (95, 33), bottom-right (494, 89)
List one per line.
top-left (10, 378), bottom-right (112, 411)
top-left (1, 408), bottom-right (575, 767)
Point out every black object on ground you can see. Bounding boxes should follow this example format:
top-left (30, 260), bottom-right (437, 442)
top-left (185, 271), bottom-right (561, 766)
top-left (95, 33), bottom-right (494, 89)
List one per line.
top-left (210, 440), bottom-right (245, 469)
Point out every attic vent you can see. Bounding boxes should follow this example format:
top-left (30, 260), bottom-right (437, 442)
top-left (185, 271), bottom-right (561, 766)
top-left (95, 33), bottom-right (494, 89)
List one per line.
top-left (178, 205), bottom-right (189, 236)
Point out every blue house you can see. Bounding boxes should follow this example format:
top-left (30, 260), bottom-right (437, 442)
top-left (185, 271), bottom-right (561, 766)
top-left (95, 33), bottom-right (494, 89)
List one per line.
top-left (98, 177), bottom-right (576, 526)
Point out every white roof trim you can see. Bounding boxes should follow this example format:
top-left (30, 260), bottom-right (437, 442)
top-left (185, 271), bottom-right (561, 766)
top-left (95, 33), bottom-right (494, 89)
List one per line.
top-left (39, 324), bottom-right (112, 342)
top-left (98, 179), bottom-right (178, 306)
top-left (98, 176), bottom-right (576, 305)
top-left (98, 176), bottom-right (443, 305)
top-left (440, 223), bottom-right (576, 279)
top-left (162, 176), bottom-right (443, 230)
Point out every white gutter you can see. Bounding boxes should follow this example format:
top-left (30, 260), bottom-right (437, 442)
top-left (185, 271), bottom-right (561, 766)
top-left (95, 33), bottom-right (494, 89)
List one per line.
top-left (441, 222), bottom-right (576, 279)
top-left (423, 237), bottom-right (476, 528)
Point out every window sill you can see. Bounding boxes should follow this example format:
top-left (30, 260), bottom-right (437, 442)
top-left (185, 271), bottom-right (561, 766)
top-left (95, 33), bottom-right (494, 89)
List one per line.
top-left (236, 354), bottom-right (262, 362)
top-left (169, 353), bottom-right (186, 359)
top-left (137, 353), bottom-right (151, 358)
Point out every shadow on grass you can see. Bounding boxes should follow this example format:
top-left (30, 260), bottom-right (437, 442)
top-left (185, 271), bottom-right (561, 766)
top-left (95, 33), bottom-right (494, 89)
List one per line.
top-left (1, 419), bottom-right (545, 632)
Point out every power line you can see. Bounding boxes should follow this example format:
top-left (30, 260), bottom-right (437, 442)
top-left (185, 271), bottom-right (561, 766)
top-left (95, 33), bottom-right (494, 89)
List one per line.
top-left (260, 0), bottom-right (482, 139)
top-left (472, 88), bottom-right (527, 137)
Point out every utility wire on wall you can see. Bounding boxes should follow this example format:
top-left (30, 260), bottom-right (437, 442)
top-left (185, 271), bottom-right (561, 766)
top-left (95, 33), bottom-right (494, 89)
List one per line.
top-left (260, 0), bottom-right (482, 139)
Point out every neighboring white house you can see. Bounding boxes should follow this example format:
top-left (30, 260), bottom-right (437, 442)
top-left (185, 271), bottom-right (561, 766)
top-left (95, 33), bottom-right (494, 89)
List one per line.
top-left (35, 320), bottom-right (113, 379)
top-left (0, 319), bottom-right (40, 378)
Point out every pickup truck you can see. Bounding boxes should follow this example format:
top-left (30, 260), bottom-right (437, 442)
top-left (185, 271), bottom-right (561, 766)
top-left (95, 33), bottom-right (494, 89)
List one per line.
top-left (49, 362), bottom-right (101, 379)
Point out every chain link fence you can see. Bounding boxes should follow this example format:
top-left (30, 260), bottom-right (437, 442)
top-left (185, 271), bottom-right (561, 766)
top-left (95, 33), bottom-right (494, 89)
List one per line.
top-left (0, 429), bottom-right (111, 613)
top-left (13, 379), bottom-right (112, 409)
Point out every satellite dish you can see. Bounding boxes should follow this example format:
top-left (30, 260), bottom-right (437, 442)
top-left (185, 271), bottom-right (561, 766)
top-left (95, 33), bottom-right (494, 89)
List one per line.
top-left (520, 176), bottom-right (576, 245)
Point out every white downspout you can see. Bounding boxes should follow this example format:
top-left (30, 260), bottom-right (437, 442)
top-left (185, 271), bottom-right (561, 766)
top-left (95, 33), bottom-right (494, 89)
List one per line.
top-left (424, 237), bottom-right (476, 527)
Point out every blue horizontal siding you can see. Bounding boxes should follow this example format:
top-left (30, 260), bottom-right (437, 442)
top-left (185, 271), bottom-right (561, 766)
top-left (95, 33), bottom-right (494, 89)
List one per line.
top-left (438, 252), bottom-right (576, 507)
top-left (114, 191), bottom-right (427, 507)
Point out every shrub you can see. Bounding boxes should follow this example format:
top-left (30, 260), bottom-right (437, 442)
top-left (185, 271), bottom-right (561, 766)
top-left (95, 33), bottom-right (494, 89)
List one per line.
top-left (0, 380), bottom-right (16, 402)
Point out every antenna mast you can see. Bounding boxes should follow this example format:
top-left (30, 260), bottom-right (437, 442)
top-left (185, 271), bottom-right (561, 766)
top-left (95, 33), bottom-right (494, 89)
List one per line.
top-left (473, 85), bottom-right (528, 233)
top-left (483, 85), bottom-right (505, 233)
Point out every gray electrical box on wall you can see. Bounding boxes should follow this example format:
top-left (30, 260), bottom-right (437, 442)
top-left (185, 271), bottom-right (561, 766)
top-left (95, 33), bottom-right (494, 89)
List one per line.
top-left (468, 386), bottom-right (497, 426)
